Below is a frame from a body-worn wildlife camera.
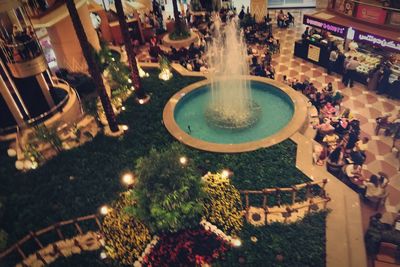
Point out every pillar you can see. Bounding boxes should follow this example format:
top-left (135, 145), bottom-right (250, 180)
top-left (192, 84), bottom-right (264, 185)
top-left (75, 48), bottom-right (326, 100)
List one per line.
top-left (36, 73), bottom-right (55, 108)
top-left (0, 74), bottom-right (24, 126)
top-left (316, 0), bottom-right (330, 9)
top-left (251, 0), bottom-right (267, 23)
top-left (46, 3), bottom-right (100, 73)
top-left (96, 9), bottom-right (113, 43)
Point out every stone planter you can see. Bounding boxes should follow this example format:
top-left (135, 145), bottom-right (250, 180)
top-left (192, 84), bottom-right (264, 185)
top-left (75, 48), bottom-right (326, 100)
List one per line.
top-left (162, 31), bottom-right (199, 49)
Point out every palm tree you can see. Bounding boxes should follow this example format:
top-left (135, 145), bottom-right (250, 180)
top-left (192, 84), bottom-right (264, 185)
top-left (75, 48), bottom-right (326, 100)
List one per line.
top-left (65, 0), bottom-right (119, 132)
top-left (172, 0), bottom-right (187, 36)
top-left (114, 0), bottom-right (146, 99)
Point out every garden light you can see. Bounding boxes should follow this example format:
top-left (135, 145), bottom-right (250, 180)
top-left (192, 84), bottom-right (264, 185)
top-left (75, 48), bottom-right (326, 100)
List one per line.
top-left (100, 251), bottom-right (107, 259)
top-left (138, 99), bottom-right (145, 105)
top-left (232, 238), bottom-right (242, 247)
top-left (100, 205), bottom-right (110, 215)
top-left (128, 78), bottom-right (132, 84)
top-left (121, 125), bottom-right (129, 131)
top-left (122, 172), bottom-right (134, 186)
top-left (121, 106), bottom-right (126, 111)
top-left (221, 169), bottom-right (230, 178)
top-left (179, 156), bottom-right (187, 165)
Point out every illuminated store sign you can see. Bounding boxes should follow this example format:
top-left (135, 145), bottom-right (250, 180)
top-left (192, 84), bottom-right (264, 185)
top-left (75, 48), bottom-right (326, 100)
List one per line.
top-left (355, 32), bottom-right (400, 52)
top-left (303, 15), bottom-right (347, 37)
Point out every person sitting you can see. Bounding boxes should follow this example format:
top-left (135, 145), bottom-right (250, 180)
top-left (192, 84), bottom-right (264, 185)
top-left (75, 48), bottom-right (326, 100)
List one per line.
top-left (265, 64), bottom-right (275, 79)
top-left (363, 174), bottom-right (388, 199)
top-left (277, 10), bottom-right (286, 28)
top-left (323, 130), bottom-right (339, 150)
top-left (342, 163), bottom-right (362, 184)
top-left (287, 12), bottom-right (294, 26)
top-left (320, 102), bottom-right (336, 119)
top-left (302, 27), bottom-right (310, 40)
top-left (335, 117), bottom-right (350, 137)
top-left (326, 146), bottom-right (346, 173)
top-left (355, 137), bottom-right (369, 153)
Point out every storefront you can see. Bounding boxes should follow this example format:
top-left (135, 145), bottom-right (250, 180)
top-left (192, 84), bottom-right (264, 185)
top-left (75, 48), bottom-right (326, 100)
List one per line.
top-left (294, 11), bottom-right (400, 84)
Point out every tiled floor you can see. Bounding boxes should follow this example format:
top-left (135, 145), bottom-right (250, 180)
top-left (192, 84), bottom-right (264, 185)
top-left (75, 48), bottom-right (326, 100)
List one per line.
top-left (267, 10), bottom-right (400, 232)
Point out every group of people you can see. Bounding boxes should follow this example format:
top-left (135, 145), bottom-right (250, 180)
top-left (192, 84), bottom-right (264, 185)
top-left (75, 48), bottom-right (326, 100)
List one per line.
top-left (277, 10), bottom-right (294, 28)
top-left (0, 24), bottom-right (41, 63)
top-left (295, 76), bottom-right (394, 201)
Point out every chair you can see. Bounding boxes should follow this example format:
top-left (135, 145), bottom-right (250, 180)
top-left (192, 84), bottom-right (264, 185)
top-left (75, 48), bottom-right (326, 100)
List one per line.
top-left (375, 115), bottom-right (392, 136)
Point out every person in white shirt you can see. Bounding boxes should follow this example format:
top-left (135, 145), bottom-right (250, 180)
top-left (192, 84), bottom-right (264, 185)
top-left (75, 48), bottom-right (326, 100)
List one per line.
top-left (363, 174), bottom-right (388, 198)
top-left (345, 57), bottom-right (360, 88)
top-left (327, 48), bottom-right (338, 75)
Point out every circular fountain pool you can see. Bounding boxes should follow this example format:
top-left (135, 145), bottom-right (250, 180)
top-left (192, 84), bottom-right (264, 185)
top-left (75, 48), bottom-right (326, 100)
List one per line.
top-left (163, 76), bottom-right (308, 153)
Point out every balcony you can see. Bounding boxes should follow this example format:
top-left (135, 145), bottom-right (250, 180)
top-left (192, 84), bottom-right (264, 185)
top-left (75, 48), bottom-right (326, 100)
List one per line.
top-left (1, 38), bottom-right (47, 78)
top-left (329, 0), bottom-right (400, 30)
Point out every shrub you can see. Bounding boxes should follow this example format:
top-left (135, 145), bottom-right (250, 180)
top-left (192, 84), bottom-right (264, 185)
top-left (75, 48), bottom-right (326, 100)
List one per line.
top-left (128, 143), bottom-right (203, 233)
top-left (142, 228), bottom-right (228, 266)
top-left (102, 192), bottom-right (151, 265)
top-left (202, 173), bottom-right (243, 235)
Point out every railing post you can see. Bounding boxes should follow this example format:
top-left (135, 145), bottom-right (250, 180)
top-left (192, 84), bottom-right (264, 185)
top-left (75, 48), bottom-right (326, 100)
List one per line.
top-left (30, 231), bottom-right (43, 248)
top-left (245, 192), bottom-right (249, 211)
top-left (321, 179), bottom-right (328, 198)
top-left (16, 244), bottom-right (26, 259)
top-left (262, 190), bottom-right (268, 210)
top-left (94, 215), bottom-right (102, 230)
top-left (74, 219), bottom-right (83, 235)
top-left (54, 223), bottom-right (64, 239)
top-left (275, 188), bottom-right (281, 207)
top-left (305, 182), bottom-right (312, 201)
top-left (35, 251), bottom-right (47, 265)
top-left (291, 186), bottom-right (297, 205)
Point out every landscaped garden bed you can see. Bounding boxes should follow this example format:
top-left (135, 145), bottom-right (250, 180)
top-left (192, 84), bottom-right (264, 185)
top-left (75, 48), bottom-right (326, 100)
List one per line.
top-left (0, 69), bottom-right (326, 266)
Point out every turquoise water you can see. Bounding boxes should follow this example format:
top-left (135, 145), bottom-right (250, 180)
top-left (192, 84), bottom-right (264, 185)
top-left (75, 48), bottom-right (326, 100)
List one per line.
top-left (174, 81), bottom-right (294, 144)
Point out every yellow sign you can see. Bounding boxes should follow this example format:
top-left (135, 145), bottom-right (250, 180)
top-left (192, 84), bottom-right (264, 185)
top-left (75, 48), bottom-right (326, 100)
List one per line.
top-left (307, 44), bottom-right (321, 62)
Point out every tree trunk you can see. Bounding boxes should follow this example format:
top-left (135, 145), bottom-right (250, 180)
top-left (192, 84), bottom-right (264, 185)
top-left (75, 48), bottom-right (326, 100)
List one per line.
top-left (65, 0), bottom-right (119, 132)
top-left (172, 0), bottom-right (183, 34)
top-left (114, 0), bottom-right (145, 99)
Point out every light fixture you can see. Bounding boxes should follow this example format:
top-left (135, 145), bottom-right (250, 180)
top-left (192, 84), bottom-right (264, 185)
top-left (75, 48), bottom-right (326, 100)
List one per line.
top-left (221, 169), bottom-right (230, 178)
top-left (138, 99), bottom-right (145, 105)
top-left (179, 156), bottom-right (187, 165)
top-left (100, 205), bottom-right (110, 215)
top-left (122, 172), bottom-right (134, 186)
top-left (121, 125), bottom-right (129, 131)
top-left (100, 251), bottom-right (107, 259)
top-left (121, 106), bottom-right (126, 111)
top-left (128, 78), bottom-right (132, 84)
top-left (232, 238), bottom-right (242, 247)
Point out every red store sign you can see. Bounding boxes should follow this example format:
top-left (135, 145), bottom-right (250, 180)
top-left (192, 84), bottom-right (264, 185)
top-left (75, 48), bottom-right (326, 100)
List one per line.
top-left (356, 4), bottom-right (387, 24)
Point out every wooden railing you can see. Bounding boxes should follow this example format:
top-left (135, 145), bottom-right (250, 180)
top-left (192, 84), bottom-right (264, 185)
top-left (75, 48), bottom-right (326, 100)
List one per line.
top-left (240, 179), bottom-right (329, 215)
top-left (0, 214), bottom-right (101, 265)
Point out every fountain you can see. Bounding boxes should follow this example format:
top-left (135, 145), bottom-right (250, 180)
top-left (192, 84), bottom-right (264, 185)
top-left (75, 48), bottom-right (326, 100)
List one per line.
top-left (205, 17), bottom-right (261, 130)
top-left (163, 16), bottom-right (308, 153)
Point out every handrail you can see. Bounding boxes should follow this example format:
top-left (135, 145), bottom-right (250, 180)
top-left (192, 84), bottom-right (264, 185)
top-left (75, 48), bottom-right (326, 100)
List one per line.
top-left (350, 0), bottom-right (400, 12)
top-left (0, 214), bottom-right (101, 263)
top-left (0, 78), bottom-right (74, 135)
top-left (240, 179), bottom-right (329, 211)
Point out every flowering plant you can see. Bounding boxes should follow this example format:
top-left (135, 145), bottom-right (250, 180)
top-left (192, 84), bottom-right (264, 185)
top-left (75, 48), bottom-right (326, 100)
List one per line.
top-left (141, 228), bottom-right (228, 266)
top-left (202, 173), bottom-right (243, 235)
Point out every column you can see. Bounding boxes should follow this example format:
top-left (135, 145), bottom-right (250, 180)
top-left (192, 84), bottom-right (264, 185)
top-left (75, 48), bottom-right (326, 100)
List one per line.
top-left (251, 0), bottom-right (267, 23)
top-left (0, 75), bottom-right (24, 126)
top-left (46, 3), bottom-right (100, 73)
top-left (36, 73), bottom-right (55, 108)
top-left (316, 0), bottom-right (330, 9)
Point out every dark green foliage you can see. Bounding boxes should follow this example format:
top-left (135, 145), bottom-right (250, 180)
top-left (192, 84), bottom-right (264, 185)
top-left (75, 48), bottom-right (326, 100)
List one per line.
top-left (0, 69), bottom-right (325, 266)
top-left (215, 211), bottom-right (328, 267)
top-left (128, 144), bottom-right (203, 233)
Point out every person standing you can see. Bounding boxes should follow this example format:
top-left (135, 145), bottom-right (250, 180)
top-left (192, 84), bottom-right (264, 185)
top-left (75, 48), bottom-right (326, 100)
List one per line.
top-left (327, 48), bottom-right (338, 75)
top-left (377, 63), bottom-right (392, 95)
top-left (346, 57), bottom-right (359, 88)
top-left (342, 55), bottom-right (352, 86)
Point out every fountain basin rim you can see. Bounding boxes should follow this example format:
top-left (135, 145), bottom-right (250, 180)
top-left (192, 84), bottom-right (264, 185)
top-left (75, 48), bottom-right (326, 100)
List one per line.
top-left (163, 76), bottom-right (308, 153)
